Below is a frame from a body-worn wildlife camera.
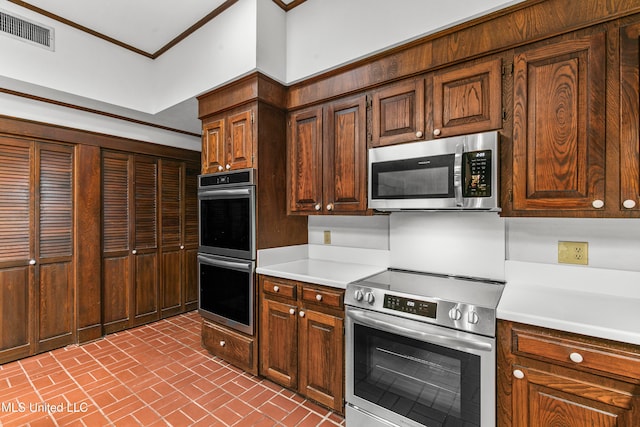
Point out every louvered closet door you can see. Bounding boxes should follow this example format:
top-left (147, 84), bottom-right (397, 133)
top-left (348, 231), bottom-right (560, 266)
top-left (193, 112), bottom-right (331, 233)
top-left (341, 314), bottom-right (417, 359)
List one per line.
top-left (35, 143), bottom-right (74, 352)
top-left (160, 159), bottom-right (183, 317)
top-left (0, 138), bottom-right (34, 363)
top-left (132, 156), bottom-right (159, 326)
top-left (102, 151), bottom-right (132, 333)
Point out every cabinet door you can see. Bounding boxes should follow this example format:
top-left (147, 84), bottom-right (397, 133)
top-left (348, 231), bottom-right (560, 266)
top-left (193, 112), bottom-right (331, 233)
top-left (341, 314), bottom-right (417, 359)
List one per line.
top-left (35, 143), bottom-right (74, 353)
top-left (432, 58), bottom-right (502, 138)
top-left (512, 32), bottom-right (606, 212)
top-left (0, 138), bottom-right (33, 363)
top-left (227, 108), bottom-right (254, 171)
top-left (102, 151), bottom-right (132, 334)
top-left (132, 156), bottom-right (159, 326)
top-left (511, 365), bottom-right (635, 426)
top-left (260, 298), bottom-right (298, 388)
top-left (287, 107), bottom-right (323, 214)
top-left (620, 23), bottom-right (640, 214)
top-left (324, 96), bottom-right (368, 214)
top-left (298, 308), bottom-right (344, 413)
top-left (370, 78), bottom-right (425, 147)
top-left (160, 160), bottom-right (184, 318)
top-left (202, 118), bottom-right (225, 174)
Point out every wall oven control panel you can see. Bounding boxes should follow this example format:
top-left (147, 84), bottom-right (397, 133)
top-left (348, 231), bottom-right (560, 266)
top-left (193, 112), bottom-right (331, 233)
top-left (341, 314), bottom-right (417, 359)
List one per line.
top-left (383, 295), bottom-right (437, 319)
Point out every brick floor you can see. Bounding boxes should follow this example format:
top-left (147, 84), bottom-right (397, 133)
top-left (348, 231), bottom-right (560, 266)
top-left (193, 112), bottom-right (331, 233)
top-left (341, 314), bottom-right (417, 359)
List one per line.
top-left (0, 311), bottom-right (345, 427)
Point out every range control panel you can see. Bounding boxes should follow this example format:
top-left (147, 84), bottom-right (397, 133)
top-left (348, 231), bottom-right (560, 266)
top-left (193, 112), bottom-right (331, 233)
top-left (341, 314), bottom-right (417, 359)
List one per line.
top-left (383, 295), bottom-right (437, 319)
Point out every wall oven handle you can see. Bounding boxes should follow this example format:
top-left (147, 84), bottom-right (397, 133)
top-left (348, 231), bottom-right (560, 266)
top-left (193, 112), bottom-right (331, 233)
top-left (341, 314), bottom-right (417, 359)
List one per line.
top-left (197, 254), bottom-right (252, 272)
top-left (199, 188), bottom-right (252, 199)
top-left (453, 139), bottom-right (464, 207)
top-left (347, 307), bottom-right (493, 353)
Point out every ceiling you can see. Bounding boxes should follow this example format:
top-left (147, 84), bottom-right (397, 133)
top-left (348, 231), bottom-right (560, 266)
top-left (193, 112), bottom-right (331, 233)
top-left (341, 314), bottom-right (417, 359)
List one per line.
top-left (7, 0), bottom-right (305, 58)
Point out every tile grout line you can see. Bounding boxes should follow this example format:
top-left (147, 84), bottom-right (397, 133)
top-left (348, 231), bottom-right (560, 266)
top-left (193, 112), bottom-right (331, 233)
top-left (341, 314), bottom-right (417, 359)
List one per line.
top-left (17, 354), bottom-right (60, 427)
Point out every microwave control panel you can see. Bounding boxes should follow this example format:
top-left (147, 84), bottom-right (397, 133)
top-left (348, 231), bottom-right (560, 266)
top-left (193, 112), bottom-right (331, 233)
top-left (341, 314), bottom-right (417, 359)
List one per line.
top-left (383, 294), bottom-right (437, 319)
top-left (463, 149), bottom-right (492, 198)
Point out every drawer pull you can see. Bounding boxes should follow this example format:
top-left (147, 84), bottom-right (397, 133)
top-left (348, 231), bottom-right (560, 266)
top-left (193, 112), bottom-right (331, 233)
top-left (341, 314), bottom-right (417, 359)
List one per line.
top-left (315, 294), bottom-right (323, 301)
top-left (513, 369), bottom-right (525, 379)
top-left (592, 199), bottom-right (604, 209)
top-left (623, 199), bottom-right (636, 209)
top-left (219, 340), bottom-right (226, 347)
top-left (289, 308), bottom-right (295, 315)
top-left (569, 352), bottom-right (584, 363)
top-left (273, 285), bottom-right (280, 293)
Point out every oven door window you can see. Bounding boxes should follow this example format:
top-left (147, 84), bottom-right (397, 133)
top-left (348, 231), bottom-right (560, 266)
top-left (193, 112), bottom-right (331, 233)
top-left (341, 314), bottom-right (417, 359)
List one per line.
top-left (200, 196), bottom-right (250, 252)
top-left (353, 323), bottom-right (480, 426)
top-left (199, 258), bottom-right (252, 329)
top-left (371, 154), bottom-right (454, 199)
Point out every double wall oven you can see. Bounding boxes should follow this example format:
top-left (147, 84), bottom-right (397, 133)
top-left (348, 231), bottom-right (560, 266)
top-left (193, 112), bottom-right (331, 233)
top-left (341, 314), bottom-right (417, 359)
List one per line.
top-left (198, 169), bottom-right (256, 335)
top-left (345, 269), bottom-right (504, 427)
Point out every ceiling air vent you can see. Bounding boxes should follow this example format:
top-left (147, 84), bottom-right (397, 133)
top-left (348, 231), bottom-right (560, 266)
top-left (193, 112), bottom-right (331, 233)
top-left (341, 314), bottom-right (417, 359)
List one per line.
top-left (0, 9), bottom-right (54, 51)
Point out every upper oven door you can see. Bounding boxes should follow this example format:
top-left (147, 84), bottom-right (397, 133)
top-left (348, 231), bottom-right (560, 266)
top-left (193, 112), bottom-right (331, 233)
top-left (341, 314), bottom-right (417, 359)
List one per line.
top-left (198, 184), bottom-right (255, 260)
top-left (345, 306), bottom-right (496, 427)
top-left (368, 131), bottom-right (499, 211)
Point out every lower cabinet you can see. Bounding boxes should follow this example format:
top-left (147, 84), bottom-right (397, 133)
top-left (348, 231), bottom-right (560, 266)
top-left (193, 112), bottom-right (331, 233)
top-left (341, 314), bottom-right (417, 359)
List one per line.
top-left (201, 319), bottom-right (258, 376)
top-left (259, 275), bottom-right (345, 413)
top-left (498, 320), bottom-right (640, 427)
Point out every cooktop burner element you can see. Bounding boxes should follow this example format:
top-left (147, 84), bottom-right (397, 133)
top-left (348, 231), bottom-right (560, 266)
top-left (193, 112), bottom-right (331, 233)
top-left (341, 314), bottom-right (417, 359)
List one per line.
top-left (345, 268), bottom-right (505, 337)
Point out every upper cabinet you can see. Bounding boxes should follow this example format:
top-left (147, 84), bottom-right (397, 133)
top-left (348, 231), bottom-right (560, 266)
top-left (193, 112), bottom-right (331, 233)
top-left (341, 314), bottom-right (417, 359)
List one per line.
top-left (369, 78), bottom-right (425, 147)
top-left (202, 106), bottom-right (254, 174)
top-left (430, 58), bottom-right (503, 139)
top-left (288, 94), bottom-right (368, 215)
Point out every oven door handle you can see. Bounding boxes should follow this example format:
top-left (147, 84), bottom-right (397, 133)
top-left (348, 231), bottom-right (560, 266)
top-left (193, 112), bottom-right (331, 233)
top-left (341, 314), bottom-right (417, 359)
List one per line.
top-left (347, 307), bottom-right (493, 353)
top-left (197, 254), bottom-right (253, 272)
top-left (199, 188), bottom-right (252, 199)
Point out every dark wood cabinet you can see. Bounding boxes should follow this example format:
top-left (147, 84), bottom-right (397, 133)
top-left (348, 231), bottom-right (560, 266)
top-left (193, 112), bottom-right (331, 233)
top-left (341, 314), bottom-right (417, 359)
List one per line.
top-left (369, 78), bottom-right (425, 147)
top-left (202, 318), bottom-right (258, 375)
top-left (259, 275), bottom-right (345, 413)
top-left (430, 58), bottom-right (502, 139)
top-left (509, 31), bottom-right (607, 214)
top-left (202, 106), bottom-right (254, 174)
top-left (0, 137), bottom-right (75, 363)
top-left (498, 320), bottom-right (640, 427)
top-left (287, 94), bottom-right (367, 215)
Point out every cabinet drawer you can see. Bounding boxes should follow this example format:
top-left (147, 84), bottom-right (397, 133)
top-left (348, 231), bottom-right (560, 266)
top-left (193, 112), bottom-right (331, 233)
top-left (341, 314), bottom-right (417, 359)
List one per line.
top-left (202, 320), bottom-right (255, 372)
top-left (513, 329), bottom-right (640, 380)
top-left (262, 277), bottom-right (297, 300)
top-left (301, 285), bottom-right (344, 310)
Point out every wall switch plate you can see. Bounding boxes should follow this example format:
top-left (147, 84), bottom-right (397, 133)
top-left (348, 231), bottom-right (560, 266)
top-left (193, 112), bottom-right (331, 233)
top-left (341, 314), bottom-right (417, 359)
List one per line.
top-left (323, 230), bottom-right (331, 245)
top-left (558, 241), bottom-right (588, 265)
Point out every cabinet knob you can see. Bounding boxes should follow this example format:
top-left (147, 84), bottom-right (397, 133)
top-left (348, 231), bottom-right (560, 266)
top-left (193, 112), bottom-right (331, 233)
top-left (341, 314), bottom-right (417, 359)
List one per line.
top-left (569, 352), bottom-right (584, 363)
top-left (299, 310), bottom-right (305, 318)
top-left (513, 369), bottom-right (525, 379)
top-left (326, 203), bottom-right (334, 211)
top-left (433, 129), bottom-right (441, 137)
top-left (180, 245), bottom-right (185, 250)
top-left (592, 199), bottom-right (604, 209)
top-left (289, 308), bottom-right (296, 315)
top-left (29, 259), bottom-right (36, 266)
top-left (315, 294), bottom-right (323, 302)
top-left (273, 285), bottom-right (280, 293)
top-left (226, 164), bottom-right (231, 170)
top-left (132, 249), bottom-right (137, 255)
top-left (416, 131), bottom-right (423, 138)
top-left (623, 199), bottom-right (637, 209)
top-left (218, 165), bottom-right (224, 171)
top-left (314, 204), bottom-right (321, 211)
top-left (219, 340), bottom-right (226, 347)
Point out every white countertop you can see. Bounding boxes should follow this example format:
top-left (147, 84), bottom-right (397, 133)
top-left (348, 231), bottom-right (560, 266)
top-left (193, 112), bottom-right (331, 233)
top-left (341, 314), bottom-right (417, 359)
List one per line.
top-left (499, 261), bottom-right (640, 346)
top-left (256, 258), bottom-right (387, 289)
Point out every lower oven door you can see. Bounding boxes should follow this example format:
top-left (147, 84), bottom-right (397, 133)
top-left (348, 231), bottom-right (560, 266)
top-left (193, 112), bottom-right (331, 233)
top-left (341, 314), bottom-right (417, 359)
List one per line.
top-left (345, 306), bottom-right (495, 427)
top-left (198, 253), bottom-right (255, 335)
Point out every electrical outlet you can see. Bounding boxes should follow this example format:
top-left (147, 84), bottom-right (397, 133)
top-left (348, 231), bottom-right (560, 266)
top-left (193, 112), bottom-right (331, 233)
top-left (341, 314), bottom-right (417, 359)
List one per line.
top-left (323, 230), bottom-right (331, 245)
top-left (558, 241), bottom-right (588, 265)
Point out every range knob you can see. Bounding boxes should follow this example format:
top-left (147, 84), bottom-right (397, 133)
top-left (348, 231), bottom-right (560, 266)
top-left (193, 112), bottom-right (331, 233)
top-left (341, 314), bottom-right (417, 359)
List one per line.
top-left (448, 307), bottom-right (462, 321)
top-left (354, 290), bottom-right (364, 302)
top-left (468, 311), bottom-right (479, 324)
top-left (365, 292), bottom-right (375, 304)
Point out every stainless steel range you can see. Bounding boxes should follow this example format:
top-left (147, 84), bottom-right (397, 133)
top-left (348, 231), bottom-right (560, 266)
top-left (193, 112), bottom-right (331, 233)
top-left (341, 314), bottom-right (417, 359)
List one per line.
top-left (345, 268), bottom-right (505, 427)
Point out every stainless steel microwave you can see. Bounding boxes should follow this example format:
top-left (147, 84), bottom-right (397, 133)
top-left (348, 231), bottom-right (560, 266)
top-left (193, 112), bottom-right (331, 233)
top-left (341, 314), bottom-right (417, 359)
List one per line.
top-left (368, 131), bottom-right (500, 211)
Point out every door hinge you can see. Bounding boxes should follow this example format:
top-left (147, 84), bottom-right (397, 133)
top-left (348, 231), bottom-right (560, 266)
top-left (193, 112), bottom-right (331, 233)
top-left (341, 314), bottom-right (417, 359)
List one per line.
top-left (502, 110), bottom-right (507, 121)
top-left (251, 111), bottom-right (255, 124)
top-left (366, 94), bottom-right (373, 109)
top-left (502, 63), bottom-right (514, 76)
top-left (508, 189), bottom-right (513, 203)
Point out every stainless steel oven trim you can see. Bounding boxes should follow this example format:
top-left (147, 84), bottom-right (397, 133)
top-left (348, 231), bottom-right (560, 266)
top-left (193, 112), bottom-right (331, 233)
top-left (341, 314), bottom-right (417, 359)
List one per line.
top-left (198, 253), bottom-right (255, 335)
top-left (198, 184), bottom-right (256, 260)
top-left (345, 306), bottom-right (496, 427)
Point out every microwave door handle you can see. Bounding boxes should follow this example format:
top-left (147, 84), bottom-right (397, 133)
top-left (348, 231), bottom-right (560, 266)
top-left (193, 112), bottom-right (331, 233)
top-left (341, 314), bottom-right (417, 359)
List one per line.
top-left (454, 139), bottom-right (464, 207)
